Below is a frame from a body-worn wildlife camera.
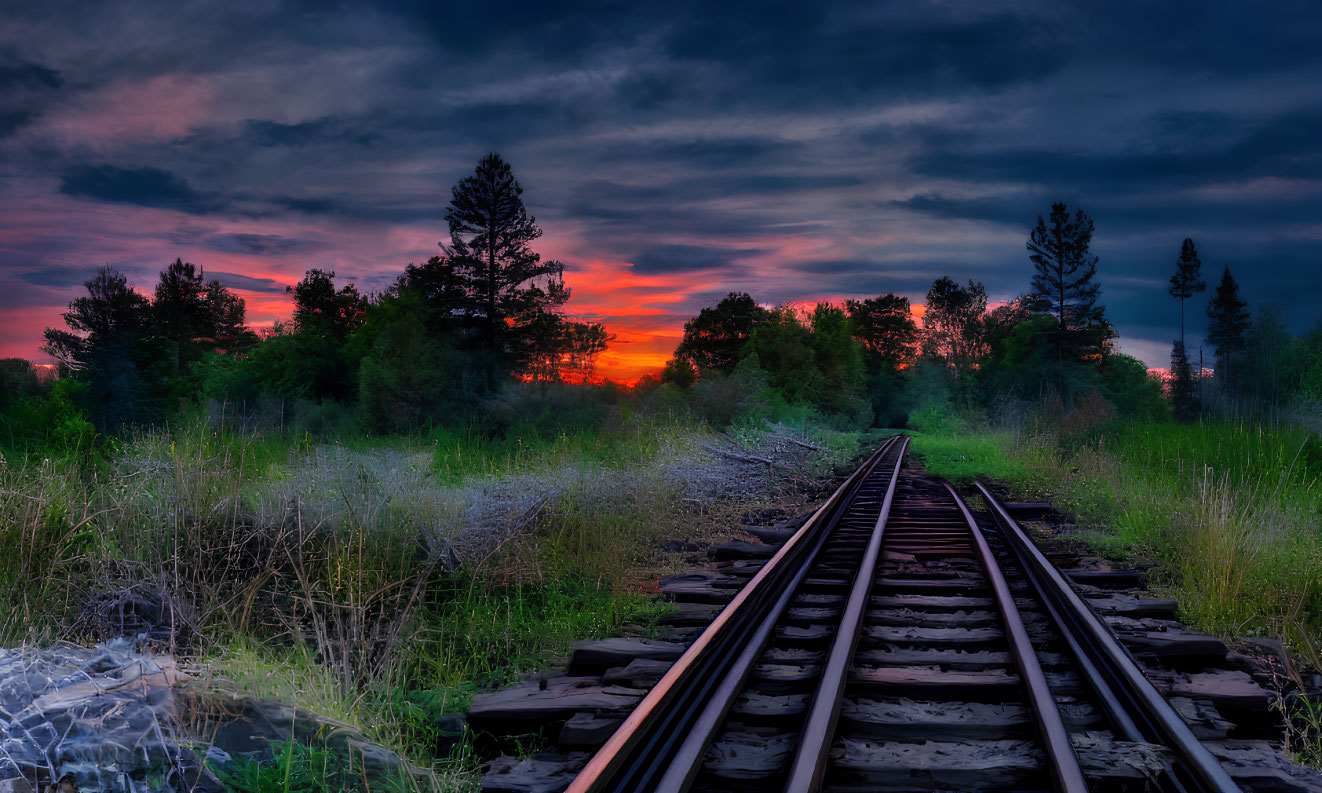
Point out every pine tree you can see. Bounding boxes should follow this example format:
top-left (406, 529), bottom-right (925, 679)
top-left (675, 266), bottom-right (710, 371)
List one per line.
top-left (1205, 265), bottom-right (1250, 391)
top-left (1168, 238), bottom-right (1206, 346)
top-left (441, 153), bottom-right (605, 381)
top-left (1026, 202), bottom-right (1107, 389)
top-left (445, 155), bottom-right (569, 361)
top-left (1169, 339), bottom-right (1199, 421)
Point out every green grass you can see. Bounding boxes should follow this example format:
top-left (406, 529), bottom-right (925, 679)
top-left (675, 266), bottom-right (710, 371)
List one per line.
top-left (908, 432), bottom-right (1053, 492)
top-left (910, 420), bottom-right (1322, 670)
top-left (413, 575), bottom-right (674, 690)
top-left (429, 419), bottom-right (666, 485)
top-left (209, 738), bottom-right (420, 793)
top-left (1280, 693), bottom-right (1322, 768)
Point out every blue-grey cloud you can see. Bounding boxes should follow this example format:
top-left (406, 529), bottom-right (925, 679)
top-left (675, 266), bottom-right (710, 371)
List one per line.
top-left (15, 263), bottom-right (95, 288)
top-left (243, 117), bottom-right (382, 147)
top-left (59, 165), bottom-right (221, 214)
top-left (909, 106), bottom-right (1322, 190)
top-left (207, 270), bottom-right (288, 293)
top-left (0, 55), bottom-right (63, 138)
top-left (202, 233), bottom-right (327, 255)
top-left (630, 244), bottom-right (763, 275)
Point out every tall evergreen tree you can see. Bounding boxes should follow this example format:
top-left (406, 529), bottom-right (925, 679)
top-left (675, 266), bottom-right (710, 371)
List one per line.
top-left (445, 154), bottom-right (569, 364)
top-left (1205, 265), bottom-right (1250, 390)
top-left (1168, 238), bottom-right (1206, 346)
top-left (1169, 339), bottom-right (1199, 421)
top-left (1026, 203), bottom-right (1107, 384)
top-left (441, 153), bottom-right (605, 381)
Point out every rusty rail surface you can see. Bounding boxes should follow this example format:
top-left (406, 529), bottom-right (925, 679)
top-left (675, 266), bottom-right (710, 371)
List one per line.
top-left (565, 436), bottom-right (905, 793)
top-left (976, 481), bottom-right (1242, 793)
top-left (562, 441), bottom-right (1243, 793)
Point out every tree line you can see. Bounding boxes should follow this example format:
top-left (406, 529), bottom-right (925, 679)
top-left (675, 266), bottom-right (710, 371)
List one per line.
top-left (659, 201), bottom-right (1322, 430)
top-left (6, 176), bottom-right (1321, 455)
top-left (2, 154), bottom-right (607, 447)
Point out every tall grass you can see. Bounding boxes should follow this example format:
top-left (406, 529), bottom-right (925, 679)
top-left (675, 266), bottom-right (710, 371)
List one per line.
top-left (912, 420), bottom-right (1322, 668)
top-left (0, 411), bottom-right (793, 787)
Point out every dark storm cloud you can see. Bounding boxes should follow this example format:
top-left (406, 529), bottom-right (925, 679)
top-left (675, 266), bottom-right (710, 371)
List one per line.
top-left (599, 138), bottom-right (808, 168)
top-left (2, 0), bottom-right (1322, 370)
top-left (0, 55), bottom-right (63, 138)
top-left (630, 244), bottom-right (764, 275)
top-left (59, 165), bottom-right (221, 214)
top-left (0, 58), bottom-right (63, 89)
top-left (0, 110), bottom-right (36, 137)
top-left (564, 180), bottom-right (830, 245)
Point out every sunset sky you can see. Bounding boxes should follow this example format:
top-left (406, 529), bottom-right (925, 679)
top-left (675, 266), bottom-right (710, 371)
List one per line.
top-left (2, 1), bottom-right (1320, 382)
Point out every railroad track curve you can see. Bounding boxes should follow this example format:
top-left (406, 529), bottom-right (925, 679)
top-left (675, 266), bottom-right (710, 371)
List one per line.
top-left (564, 435), bottom-right (1242, 793)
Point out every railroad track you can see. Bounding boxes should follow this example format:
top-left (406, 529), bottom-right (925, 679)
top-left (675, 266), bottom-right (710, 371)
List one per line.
top-left (563, 436), bottom-right (1243, 793)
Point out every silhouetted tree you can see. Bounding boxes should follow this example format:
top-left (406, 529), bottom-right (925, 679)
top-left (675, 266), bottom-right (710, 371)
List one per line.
top-left (1168, 238), bottom-right (1206, 346)
top-left (291, 269), bottom-right (366, 338)
top-left (1026, 203), bottom-right (1107, 384)
top-left (42, 266), bottom-right (149, 374)
top-left (1205, 265), bottom-right (1250, 391)
top-left (150, 259), bottom-right (251, 371)
top-left (922, 277), bottom-right (987, 374)
top-left (41, 266), bottom-right (154, 427)
top-left (443, 154), bottom-right (577, 375)
top-left (398, 256), bottom-right (469, 333)
top-left (153, 259), bottom-right (207, 374)
top-left (1169, 339), bottom-right (1198, 421)
top-left (1241, 306), bottom-right (1293, 409)
top-left (434, 155), bottom-right (608, 381)
top-left (846, 294), bottom-right (919, 369)
top-left (517, 310), bottom-right (610, 383)
top-left (203, 278), bottom-right (252, 351)
top-left (675, 292), bottom-right (771, 374)
top-left (661, 357), bottom-right (698, 388)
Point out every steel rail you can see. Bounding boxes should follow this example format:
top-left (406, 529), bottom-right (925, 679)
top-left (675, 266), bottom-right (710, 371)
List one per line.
top-left (782, 435), bottom-right (909, 793)
top-left (565, 436), bottom-right (901, 793)
top-left (946, 483), bottom-right (1089, 793)
top-left (974, 481), bottom-right (1242, 793)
